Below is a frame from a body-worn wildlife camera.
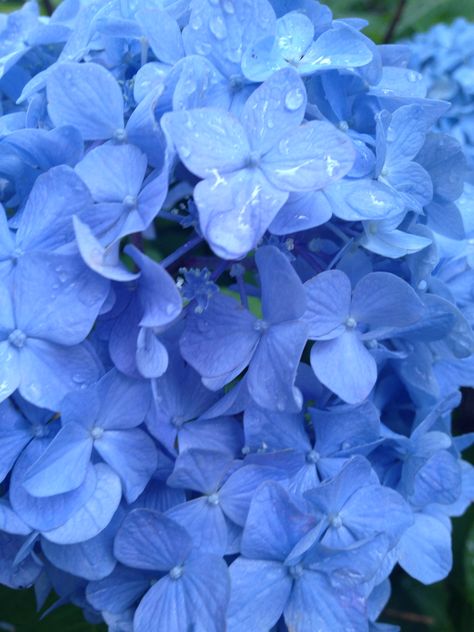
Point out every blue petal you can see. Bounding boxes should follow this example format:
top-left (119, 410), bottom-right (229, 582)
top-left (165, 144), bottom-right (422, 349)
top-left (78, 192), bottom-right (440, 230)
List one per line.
top-left (242, 482), bottom-right (316, 561)
top-left (0, 499), bottom-right (31, 535)
top-left (75, 144), bottom-right (147, 202)
top-left (42, 464), bottom-right (122, 544)
top-left (303, 270), bottom-right (351, 339)
top-left (21, 422), bottom-right (92, 497)
top-left (166, 497), bottom-right (228, 555)
top-left (195, 167), bottom-right (289, 259)
top-left (409, 450), bottom-right (462, 507)
top-left (10, 439), bottom-right (97, 531)
top-left (134, 553), bottom-right (229, 632)
top-left (220, 465), bottom-right (288, 526)
top-left (114, 509), bottom-right (192, 571)
top-left (42, 512), bottom-right (119, 580)
top-left (262, 120), bottom-right (355, 192)
top-left (269, 191), bottom-right (332, 234)
top-left (301, 24), bottom-right (373, 72)
top-left (86, 565), bottom-right (151, 614)
top-left (397, 512), bottom-right (452, 584)
top-left (47, 62), bottom-right (124, 140)
top-left (0, 400), bottom-right (31, 482)
top-left (310, 331), bottom-right (377, 404)
top-left (94, 428), bottom-right (157, 503)
top-left (16, 166), bottom-right (93, 253)
top-left (180, 293), bottom-right (260, 388)
top-left (244, 405), bottom-right (310, 452)
top-left (256, 245), bottom-right (306, 323)
top-left (73, 216), bottom-right (139, 281)
top-left (183, 0), bottom-right (275, 80)
top-left (167, 448), bottom-right (234, 494)
top-left (242, 67), bottom-right (305, 154)
top-left (247, 320), bottom-right (308, 412)
top-left (351, 272), bottom-right (425, 329)
top-left (161, 108), bottom-right (249, 178)
top-left (179, 416), bottom-right (244, 457)
top-left (284, 570), bottom-right (368, 632)
top-left (14, 252), bottom-right (108, 345)
top-left (126, 245), bottom-right (182, 328)
top-left (0, 533), bottom-right (42, 589)
top-left (342, 485), bottom-right (413, 545)
top-left (305, 456), bottom-right (372, 516)
top-left (228, 558), bottom-right (291, 632)
top-left (136, 8), bottom-right (184, 65)
top-left (95, 369), bottom-right (150, 430)
top-left (135, 328), bottom-right (169, 378)
top-left (18, 339), bottom-right (101, 410)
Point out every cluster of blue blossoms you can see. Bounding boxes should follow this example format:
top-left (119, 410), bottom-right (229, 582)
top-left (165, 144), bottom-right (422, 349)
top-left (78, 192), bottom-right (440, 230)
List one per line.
top-left (0, 1), bottom-right (474, 631)
top-left (409, 17), bottom-right (474, 169)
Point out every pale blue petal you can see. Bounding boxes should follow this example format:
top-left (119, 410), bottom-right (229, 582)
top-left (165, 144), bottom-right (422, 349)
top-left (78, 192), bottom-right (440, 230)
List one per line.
top-left (161, 108), bottom-right (249, 178)
top-left (18, 339), bottom-right (101, 410)
top-left (136, 328), bottom-right (169, 378)
top-left (94, 429), bottom-right (158, 503)
top-left (269, 191), bottom-right (332, 234)
top-left (22, 423), bottom-right (92, 497)
top-left (73, 216), bottom-right (140, 281)
top-left (42, 464), bottom-right (122, 544)
top-left (257, 245), bottom-right (306, 323)
top-left (14, 253), bottom-right (107, 345)
top-left (284, 571), bottom-right (367, 632)
top-left (351, 272), bottom-right (424, 329)
top-left (75, 144), bottom-right (147, 202)
top-left (126, 245), bottom-right (182, 328)
top-left (195, 168), bottom-right (288, 259)
top-left (242, 482), bottom-right (316, 561)
top-left (16, 166), bottom-right (93, 252)
top-left (247, 321), bottom-right (308, 412)
top-left (167, 449), bottom-right (233, 494)
top-left (303, 270), bottom-right (351, 339)
top-left (220, 465), bottom-right (288, 526)
top-left (262, 120), bottom-right (355, 192)
top-left (310, 332), bottom-right (377, 404)
top-left (114, 509), bottom-right (192, 571)
top-left (241, 67), bottom-right (306, 153)
top-left (10, 440), bottom-right (97, 532)
top-left (397, 512), bottom-right (452, 584)
top-left (180, 293), bottom-right (260, 387)
top-left (166, 497), bottom-right (228, 555)
top-left (42, 514), bottom-right (118, 579)
top-left (229, 558), bottom-right (291, 632)
top-left (47, 62), bottom-right (124, 140)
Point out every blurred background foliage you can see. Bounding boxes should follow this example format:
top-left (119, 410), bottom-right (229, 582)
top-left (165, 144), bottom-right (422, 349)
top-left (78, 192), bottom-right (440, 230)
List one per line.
top-left (0, 0), bottom-right (473, 630)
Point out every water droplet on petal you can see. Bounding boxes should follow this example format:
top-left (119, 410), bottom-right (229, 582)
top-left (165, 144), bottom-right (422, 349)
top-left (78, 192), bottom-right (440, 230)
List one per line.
top-left (190, 14), bottom-right (203, 30)
top-left (284, 88), bottom-right (305, 111)
top-left (210, 16), bottom-right (227, 40)
top-left (179, 145), bottom-right (191, 159)
top-left (222, 0), bottom-right (235, 14)
top-left (406, 70), bottom-right (419, 83)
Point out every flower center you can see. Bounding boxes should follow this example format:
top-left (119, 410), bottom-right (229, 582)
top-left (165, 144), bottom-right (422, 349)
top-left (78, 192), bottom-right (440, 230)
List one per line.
top-left (8, 329), bottom-right (26, 348)
top-left (169, 565), bottom-right (184, 580)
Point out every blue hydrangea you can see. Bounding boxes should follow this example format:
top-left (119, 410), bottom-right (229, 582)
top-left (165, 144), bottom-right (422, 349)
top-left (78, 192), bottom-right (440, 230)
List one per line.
top-left (0, 1), bottom-right (473, 631)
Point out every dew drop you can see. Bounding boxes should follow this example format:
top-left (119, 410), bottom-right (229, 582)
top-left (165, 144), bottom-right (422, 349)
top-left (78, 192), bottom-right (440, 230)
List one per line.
top-left (284, 88), bottom-right (305, 111)
top-left (345, 316), bottom-right (357, 329)
top-left (210, 16), bottom-right (227, 40)
top-left (190, 14), bottom-right (203, 30)
top-left (179, 145), bottom-right (191, 159)
top-left (222, 0), bottom-right (235, 14)
top-left (169, 565), bottom-right (184, 580)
